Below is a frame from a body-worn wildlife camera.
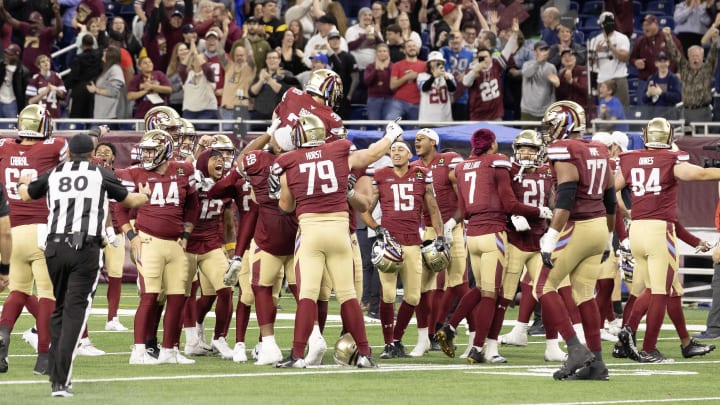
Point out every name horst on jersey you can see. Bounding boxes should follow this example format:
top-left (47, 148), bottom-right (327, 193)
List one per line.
top-left (305, 150), bottom-right (322, 160)
top-left (10, 156), bottom-right (29, 167)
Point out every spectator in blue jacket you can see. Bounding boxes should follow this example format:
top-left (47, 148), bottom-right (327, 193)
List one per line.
top-left (640, 52), bottom-right (682, 107)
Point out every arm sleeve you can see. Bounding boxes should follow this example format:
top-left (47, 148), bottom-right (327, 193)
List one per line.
top-left (234, 204), bottom-right (258, 256)
top-left (0, 184), bottom-right (9, 217)
top-left (675, 221), bottom-right (701, 247)
top-left (27, 170), bottom-right (51, 200)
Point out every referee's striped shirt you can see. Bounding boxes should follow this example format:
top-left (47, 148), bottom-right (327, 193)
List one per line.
top-left (26, 160), bottom-right (129, 238)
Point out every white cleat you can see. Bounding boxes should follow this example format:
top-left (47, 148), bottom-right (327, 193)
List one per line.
top-left (483, 339), bottom-right (507, 363)
top-left (255, 341), bottom-right (283, 365)
top-left (184, 341), bottom-right (213, 356)
top-left (232, 342), bottom-right (248, 362)
top-left (212, 337), bottom-right (234, 360)
top-left (158, 347), bottom-right (196, 364)
top-left (499, 328), bottom-right (528, 347)
top-left (459, 331), bottom-right (476, 359)
top-left (600, 329), bottom-right (619, 342)
top-left (22, 327), bottom-right (38, 352)
top-left (76, 338), bottom-right (105, 356)
top-left (544, 346), bottom-right (567, 362)
top-left (408, 335), bottom-right (430, 357)
top-left (105, 317), bottom-right (129, 331)
top-left (129, 346), bottom-right (159, 365)
top-left (607, 318), bottom-right (622, 336)
top-left (251, 342), bottom-right (263, 360)
top-left (305, 331), bottom-right (327, 366)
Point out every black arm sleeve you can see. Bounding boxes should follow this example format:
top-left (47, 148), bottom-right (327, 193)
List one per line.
top-left (0, 183), bottom-right (9, 217)
top-left (555, 181), bottom-right (577, 211)
top-left (421, 75), bottom-right (435, 92)
top-left (603, 186), bottom-right (617, 215)
top-left (27, 170), bottom-right (51, 201)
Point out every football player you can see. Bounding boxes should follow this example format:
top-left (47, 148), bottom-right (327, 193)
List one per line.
top-left (614, 118), bottom-right (719, 363)
top-left (273, 114), bottom-right (405, 368)
top-left (409, 128), bottom-right (465, 357)
top-left (534, 100), bottom-right (615, 381)
top-left (116, 130), bottom-right (200, 365)
top-left (0, 105), bottom-right (67, 374)
top-left (436, 129), bottom-right (551, 363)
top-left (207, 135), bottom-right (260, 363)
top-left (361, 140), bottom-right (445, 359)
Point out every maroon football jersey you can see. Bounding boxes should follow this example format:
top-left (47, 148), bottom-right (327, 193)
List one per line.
top-left (467, 58), bottom-right (506, 121)
top-left (507, 163), bottom-right (555, 252)
top-left (273, 88), bottom-right (345, 142)
top-left (373, 166), bottom-right (431, 246)
top-left (208, 167), bottom-right (259, 256)
top-left (0, 137), bottom-right (67, 226)
top-left (619, 149), bottom-right (688, 223)
top-left (411, 151), bottom-right (463, 224)
top-left (116, 161), bottom-right (199, 239)
top-left (19, 24), bottom-right (55, 75)
top-left (547, 139), bottom-right (611, 221)
top-left (26, 72), bottom-right (66, 120)
top-left (206, 54), bottom-right (225, 105)
top-left (241, 150), bottom-right (298, 256)
top-left (454, 153), bottom-right (540, 236)
top-left (186, 175), bottom-right (229, 254)
top-left (273, 139), bottom-right (352, 217)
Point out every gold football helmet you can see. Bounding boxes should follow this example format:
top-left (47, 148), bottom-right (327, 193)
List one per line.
top-left (371, 239), bottom-right (404, 273)
top-left (540, 100), bottom-right (586, 144)
top-left (642, 117), bottom-right (673, 149)
top-left (305, 69), bottom-right (343, 109)
top-left (421, 240), bottom-right (451, 273)
top-left (177, 118), bottom-right (197, 157)
top-left (210, 134), bottom-right (237, 170)
top-left (144, 106), bottom-right (182, 143)
top-left (333, 333), bottom-right (359, 366)
top-left (293, 114), bottom-right (326, 148)
top-left (138, 129), bottom-right (173, 170)
top-left (512, 130), bottom-right (546, 168)
top-left (17, 104), bottom-right (52, 138)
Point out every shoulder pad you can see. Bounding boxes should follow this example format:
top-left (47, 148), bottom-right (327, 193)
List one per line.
top-left (491, 159), bottom-right (512, 169)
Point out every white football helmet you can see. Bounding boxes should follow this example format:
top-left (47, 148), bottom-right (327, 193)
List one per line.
top-left (512, 130), bottom-right (546, 168)
top-left (421, 240), bottom-right (450, 273)
top-left (371, 239), bottom-right (404, 273)
top-left (138, 129), bottom-right (173, 170)
top-left (540, 100), bottom-right (586, 144)
top-left (305, 68), bottom-right (343, 109)
top-left (210, 134), bottom-right (237, 170)
top-left (177, 118), bottom-right (197, 157)
top-left (333, 333), bottom-right (359, 366)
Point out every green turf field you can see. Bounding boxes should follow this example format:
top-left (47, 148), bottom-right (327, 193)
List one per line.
top-left (1, 285), bottom-right (719, 404)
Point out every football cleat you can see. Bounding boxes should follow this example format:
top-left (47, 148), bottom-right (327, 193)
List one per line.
top-left (129, 345), bottom-right (159, 365)
top-left (527, 318), bottom-right (545, 336)
top-left (466, 347), bottom-right (486, 364)
top-left (482, 341), bottom-right (507, 363)
top-left (212, 337), bottom-right (234, 360)
top-left (681, 339), bottom-right (716, 358)
top-left (0, 326), bottom-right (8, 373)
top-left (379, 344), bottom-right (396, 359)
top-left (22, 327), bottom-right (38, 352)
top-left (600, 329), bottom-right (619, 343)
top-left (233, 342), bottom-right (248, 363)
top-left (612, 343), bottom-right (628, 359)
top-left (638, 349), bottom-right (674, 364)
top-left (158, 347), bottom-right (196, 364)
top-left (499, 327), bottom-right (528, 346)
top-left (33, 352), bottom-right (49, 375)
top-left (184, 341), bottom-right (213, 356)
top-left (252, 342), bottom-right (263, 360)
top-left (429, 334), bottom-right (441, 351)
top-left (76, 338), bottom-right (105, 356)
top-left (693, 330), bottom-right (720, 340)
top-left (51, 382), bottom-right (74, 398)
top-left (553, 345), bottom-right (594, 380)
top-left (459, 331), bottom-right (476, 359)
top-left (544, 345), bottom-right (567, 362)
top-left (356, 354), bottom-right (378, 368)
top-left (393, 341), bottom-right (408, 358)
top-left (606, 318), bottom-right (622, 336)
top-left (568, 360), bottom-right (609, 381)
top-left (146, 342), bottom-right (161, 360)
top-left (306, 330), bottom-right (328, 366)
top-left (408, 334), bottom-right (430, 357)
top-left (255, 340), bottom-right (283, 365)
top-left (275, 354), bottom-right (307, 368)
top-left (105, 317), bottom-right (129, 331)
top-left (436, 325), bottom-right (457, 358)
top-left (617, 326), bottom-right (640, 361)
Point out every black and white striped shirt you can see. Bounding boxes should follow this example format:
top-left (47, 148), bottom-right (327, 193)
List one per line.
top-left (27, 160), bottom-right (129, 238)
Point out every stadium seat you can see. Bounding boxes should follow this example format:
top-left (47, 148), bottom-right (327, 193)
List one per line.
top-left (629, 93), bottom-right (640, 106)
top-left (628, 78), bottom-right (640, 93)
top-left (579, 16), bottom-right (600, 33)
top-left (581, 1), bottom-right (603, 15)
top-left (646, 1), bottom-right (675, 15)
top-left (658, 16), bottom-right (675, 31)
top-left (632, 1), bottom-right (642, 18)
top-left (569, 1), bottom-right (579, 12)
top-left (572, 30), bottom-right (584, 44)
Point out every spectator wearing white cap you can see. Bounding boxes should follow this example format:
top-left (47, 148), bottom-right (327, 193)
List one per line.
top-left (611, 131), bottom-right (629, 153)
top-left (418, 51), bottom-right (456, 122)
top-left (588, 11), bottom-right (630, 108)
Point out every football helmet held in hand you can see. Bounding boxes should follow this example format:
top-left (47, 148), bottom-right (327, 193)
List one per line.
top-left (333, 333), bottom-right (359, 366)
top-left (421, 239), bottom-right (450, 273)
top-left (371, 239), bottom-right (404, 273)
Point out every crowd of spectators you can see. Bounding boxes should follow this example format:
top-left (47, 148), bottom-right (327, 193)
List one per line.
top-left (3, 0), bottom-right (720, 128)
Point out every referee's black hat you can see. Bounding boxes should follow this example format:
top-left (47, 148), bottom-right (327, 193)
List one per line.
top-left (69, 133), bottom-right (95, 154)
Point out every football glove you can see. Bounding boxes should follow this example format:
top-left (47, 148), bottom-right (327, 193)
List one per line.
top-left (347, 173), bottom-right (357, 198)
top-left (696, 240), bottom-right (717, 253)
top-left (383, 121), bottom-right (403, 143)
top-left (540, 228), bottom-right (559, 268)
top-left (268, 173), bottom-right (281, 200)
top-left (443, 218), bottom-right (456, 245)
top-left (224, 256), bottom-right (243, 287)
top-left (105, 226), bottom-right (121, 248)
top-left (618, 248), bottom-right (634, 283)
top-left (620, 237), bottom-right (630, 251)
top-left (601, 232), bottom-right (614, 263)
top-left (510, 215), bottom-right (531, 232)
top-left (374, 226), bottom-right (387, 242)
top-left (538, 206), bottom-right (553, 220)
top-left (266, 118), bottom-right (282, 136)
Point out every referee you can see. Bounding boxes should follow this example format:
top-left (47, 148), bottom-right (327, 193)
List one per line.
top-left (17, 134), bottom-right (151, 398)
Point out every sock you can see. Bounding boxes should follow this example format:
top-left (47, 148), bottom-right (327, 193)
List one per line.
top-left (667, 295), bottom-right (689, 341)
top-left (292, 299), bottom-right (316, 358)
top-left (134, 293), bottom-right (158, 344)
top-left (235, 302), bottom-right (251, 344)
top-left (183, 281), bottom-right (199, 328)
top-left (622, 294), bottom-right (637, 326)
top-left (107, 277), bottom-right (122, 321)
top-left (517, 282), bottom-right (537, 324)
top-left (642, 294), bottom-right (668, 353)
top-left (146, 302), bottom-right (164, 345)
top-left (595, 278), bottom-right (614, 324)
top-left (214, 288), bottom-right (233, 339)
top-left (36, 298), bottom-right (55, 353)
top-left (627, 289), bottom-right (651, 331)
top-left (578, 299), bottom-right (602, 352)
top-left (448, 288), bottom-right (482, 328)
top-left (415, 291), bottom-right (431, 329)
top-left (252, 285), bottom-right (275, 327)
top-left (25, 294), bottom-right (39, 318)
top-left (162, 295), bottom-right (186, 349)
top-left (196, 295), bottom-right (216, 325)
top-left (340, 299), bottom-right (370, 356)
top-left (0, 291), bottom-right (29, 329)
top-left (539, 291), bottom-right (576, 343)
top-left (613, 300), bottom-right (623, 317)
top-left (559, 286), bottom-right (581, 325)
top-left (487, 297), bottom-right (510, 340)
top-left (471, 296), bottom-right (496, 347)
top-left (380, 301), bottom-right (395, 344)
top-left (317, 300), bottom-right (328, 332)
top-left (288, 284), bottom-right (299, 302)
top-left (392, 301), bottom-right (416, 342)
